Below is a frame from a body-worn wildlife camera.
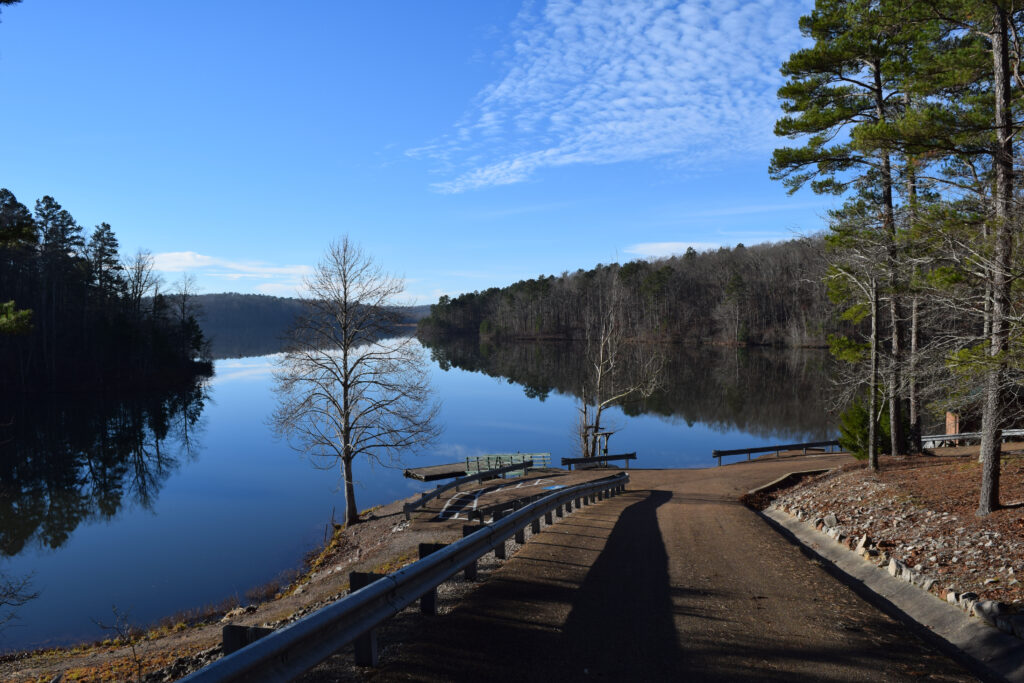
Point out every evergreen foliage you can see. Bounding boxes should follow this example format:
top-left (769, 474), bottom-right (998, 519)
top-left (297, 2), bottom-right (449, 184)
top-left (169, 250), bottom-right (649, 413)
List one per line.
top-left (0, 189), bottom-right (210, 392)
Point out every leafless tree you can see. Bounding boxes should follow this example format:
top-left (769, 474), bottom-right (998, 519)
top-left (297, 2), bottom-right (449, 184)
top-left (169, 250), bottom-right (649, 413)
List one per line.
top-left (271, 237), bottom-right (440, 525)
top-left (122, 249), bottom-right (160, 318)
top-left (575, 281), bottom-right (664, 459)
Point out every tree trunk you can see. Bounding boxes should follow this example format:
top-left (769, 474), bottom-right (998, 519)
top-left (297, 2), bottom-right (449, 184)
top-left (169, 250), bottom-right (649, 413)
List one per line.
top-left (869, 279), bottom-right (879, 472)
top-left (909, 295), bottom-right (921, 452)
top-left (873, 58), bottom-right (903, 457)
top-left (343, 455), bottom-right (359, 526)
top-left (978, 6), bottom-right (1013, 516)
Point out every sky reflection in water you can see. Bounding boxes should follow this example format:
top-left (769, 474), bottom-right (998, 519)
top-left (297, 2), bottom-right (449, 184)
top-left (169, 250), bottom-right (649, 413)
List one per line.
top-left (0, 344), bottom-right (832, 651)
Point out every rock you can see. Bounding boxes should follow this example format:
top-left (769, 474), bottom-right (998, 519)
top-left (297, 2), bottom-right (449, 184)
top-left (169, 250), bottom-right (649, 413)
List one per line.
top-left (947, 590), bottom-right (959, 605)
top-left (888, 558), bottom-right (904, 578)
top-left (856, 535), bottom-right (871, 553)
top-left (973, 600), bottom-right (1008, 626)
top-left (984, 578), bottom-right (1000, 585)
top-left (813, 518), bottom-right (824, 530)
top-left (920, 578), bottom-right (936, 593)
top-left (823, 513), bottom-right (838, 528)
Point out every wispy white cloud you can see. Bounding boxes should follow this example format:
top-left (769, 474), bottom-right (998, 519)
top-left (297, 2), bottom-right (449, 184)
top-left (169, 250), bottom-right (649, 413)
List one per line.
top-left (412, 0), bottom-right (812, 193)
top-left (153, 251), bottom-right (313, 279)
top-left (153, 251), bottom-right (312, 295)
top-left (625, 241), bottom-right (719, 258)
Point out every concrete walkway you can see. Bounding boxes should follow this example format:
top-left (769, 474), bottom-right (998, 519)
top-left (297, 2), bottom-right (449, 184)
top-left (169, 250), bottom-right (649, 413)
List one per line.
top-left (333, 457), bottom-right (980, 681)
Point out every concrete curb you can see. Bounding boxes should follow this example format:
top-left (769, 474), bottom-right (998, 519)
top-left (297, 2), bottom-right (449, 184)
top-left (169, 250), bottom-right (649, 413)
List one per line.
top-left (763, 507), bottom-right (1024, 683)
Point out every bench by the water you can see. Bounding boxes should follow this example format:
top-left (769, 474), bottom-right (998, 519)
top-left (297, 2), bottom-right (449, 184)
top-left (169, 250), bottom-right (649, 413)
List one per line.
top-left (561, 452), bottom-right (636, 470)
top-left (712, 440), bottom-right (840, 466)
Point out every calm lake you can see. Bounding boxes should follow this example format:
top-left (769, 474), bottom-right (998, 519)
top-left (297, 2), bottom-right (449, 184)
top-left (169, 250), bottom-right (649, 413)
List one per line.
top-left (0, 339), bottom-right (835, 652)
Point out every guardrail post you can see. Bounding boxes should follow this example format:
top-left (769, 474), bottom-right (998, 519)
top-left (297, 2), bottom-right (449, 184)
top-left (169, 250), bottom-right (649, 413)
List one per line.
top-left (418, 543), bottom-right (447, 615)
top-left (462, 526), bottom-right (484, 580)
top-left (531, 518), bottom-right (541, 535)
top-left (222, 625), bottom-right (274, 656)
top-left (350, 572), bottom-right (386, 666)
top-left (555, 504), bottom-right (564, 518)
top-left (515, 526), bottom-right (526, 544)
top-left (545, 510), bottom-right (553, 525)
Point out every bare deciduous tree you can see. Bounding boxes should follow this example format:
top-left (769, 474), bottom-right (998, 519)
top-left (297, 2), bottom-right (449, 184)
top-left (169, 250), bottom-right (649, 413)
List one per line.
top-left (576, 282), bottom-right (664, 459)
top-left (271, 237), bottom-right (440, 525)
top-left (122, 249), bottom-right (160, 318)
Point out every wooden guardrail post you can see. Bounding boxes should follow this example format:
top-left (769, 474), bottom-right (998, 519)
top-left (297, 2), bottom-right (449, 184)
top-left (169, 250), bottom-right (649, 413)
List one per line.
top-left (531, 518), bottom-right (541, 535)
top-left (545, 510), bottom-right (554, 524)
top-left (418, 543), bottom-right (447, 615)
top-left (349, 572), bottom-right (386, 666)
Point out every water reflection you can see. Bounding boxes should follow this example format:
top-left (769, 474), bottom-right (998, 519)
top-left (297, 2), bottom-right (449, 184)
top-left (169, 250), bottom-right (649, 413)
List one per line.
top-left (0, 379), bottom-right (209, 559)
top-left (424, 338), bottom-right (836, 439)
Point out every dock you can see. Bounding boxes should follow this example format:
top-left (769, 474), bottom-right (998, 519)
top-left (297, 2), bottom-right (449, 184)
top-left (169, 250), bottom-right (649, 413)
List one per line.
top-left (404, 463), bottom-right (468, 482)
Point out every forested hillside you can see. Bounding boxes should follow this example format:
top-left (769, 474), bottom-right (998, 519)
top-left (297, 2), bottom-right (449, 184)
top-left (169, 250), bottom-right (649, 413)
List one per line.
top-left (0, 189), bottom-right (208, 392)
top-left (196, 293), bottom-right (431, 358)
top-left (418, 236), bottom-right (840, 347)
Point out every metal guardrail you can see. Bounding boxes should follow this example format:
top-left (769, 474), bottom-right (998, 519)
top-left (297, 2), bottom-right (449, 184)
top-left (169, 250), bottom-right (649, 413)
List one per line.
top-left (561, 452), bottom-right (637, 470)
top-left (402, 460), bottom-right (535, 520)
top-left (180, 472), bottom-right (630, 682)
top-left (712, 440), bottom-right (841, 466)
top-left (921, 428), bottom-right (1024, 447)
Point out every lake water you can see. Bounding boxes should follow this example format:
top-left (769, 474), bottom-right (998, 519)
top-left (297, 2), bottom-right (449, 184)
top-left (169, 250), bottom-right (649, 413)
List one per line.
top-left (0, 340), bottom-right (835, 652)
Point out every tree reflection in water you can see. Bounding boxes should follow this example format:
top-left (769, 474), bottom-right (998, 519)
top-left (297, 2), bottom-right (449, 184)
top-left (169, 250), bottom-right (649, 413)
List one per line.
top-left (424, 338), bottom-right (836, 439)
top-left (0, 378), bottom-right (209, 560)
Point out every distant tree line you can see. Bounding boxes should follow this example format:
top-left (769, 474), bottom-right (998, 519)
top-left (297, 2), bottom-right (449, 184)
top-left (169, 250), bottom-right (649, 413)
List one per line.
top-left (0, 189), bottom-right (209, 392)
top-left (418, 237), bottom-right (842, 347)
top-left (195, 293), bottom-right (432, 359)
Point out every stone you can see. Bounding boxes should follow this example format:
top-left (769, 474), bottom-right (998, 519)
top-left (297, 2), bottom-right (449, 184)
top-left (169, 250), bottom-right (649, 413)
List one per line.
top-left (920, 578), bottom-right (936, 593)
top-left (855, 535), bottom-right (871, 553)
top-left (814, 519), bottom-right (824, 531)
top-left (973, 600), bottom-right (1007, 626)
top-left (823, 513), bottom-right (838, 529)
top-left (947, 590), bottom-right (959, 605)
top-left (888, 558), bottom-right (904, 578)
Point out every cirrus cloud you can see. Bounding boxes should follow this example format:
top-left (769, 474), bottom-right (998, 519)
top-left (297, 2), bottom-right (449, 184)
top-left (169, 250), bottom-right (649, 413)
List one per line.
top-left (412, 0), bottom-right (811, 193)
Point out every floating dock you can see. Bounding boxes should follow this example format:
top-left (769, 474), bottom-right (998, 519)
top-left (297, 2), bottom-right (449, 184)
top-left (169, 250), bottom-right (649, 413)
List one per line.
top-left (403, 463), bottom-right (468, 482)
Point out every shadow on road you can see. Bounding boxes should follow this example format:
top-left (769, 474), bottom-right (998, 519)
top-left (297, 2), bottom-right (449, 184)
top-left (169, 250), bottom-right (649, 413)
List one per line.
top-left (558, 489), bottom-right (677, 679)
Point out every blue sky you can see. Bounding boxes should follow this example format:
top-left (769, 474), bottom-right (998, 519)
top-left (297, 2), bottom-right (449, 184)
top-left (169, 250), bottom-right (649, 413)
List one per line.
top-left (0, 0), bottom-right (825, 304)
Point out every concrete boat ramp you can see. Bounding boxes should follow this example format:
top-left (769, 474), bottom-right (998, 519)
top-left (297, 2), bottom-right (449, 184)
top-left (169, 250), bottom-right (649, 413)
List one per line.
top-left (407, 468), bottom-right (620, 533)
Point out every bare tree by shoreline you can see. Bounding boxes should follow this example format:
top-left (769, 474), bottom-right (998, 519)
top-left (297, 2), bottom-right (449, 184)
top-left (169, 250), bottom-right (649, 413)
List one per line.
top-left (576, 281), bottom-right (664, 459)
top-left (270, 237), bottom-right (440, 526)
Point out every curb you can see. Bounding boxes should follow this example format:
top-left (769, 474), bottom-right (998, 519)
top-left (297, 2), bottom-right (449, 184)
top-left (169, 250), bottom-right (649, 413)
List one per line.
top-left (762, 506), bottom-right (1024, 683)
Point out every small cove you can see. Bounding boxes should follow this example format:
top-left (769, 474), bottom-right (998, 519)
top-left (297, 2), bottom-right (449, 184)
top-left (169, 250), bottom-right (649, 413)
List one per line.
top-left (0, 341), bottom-right (835, 652)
